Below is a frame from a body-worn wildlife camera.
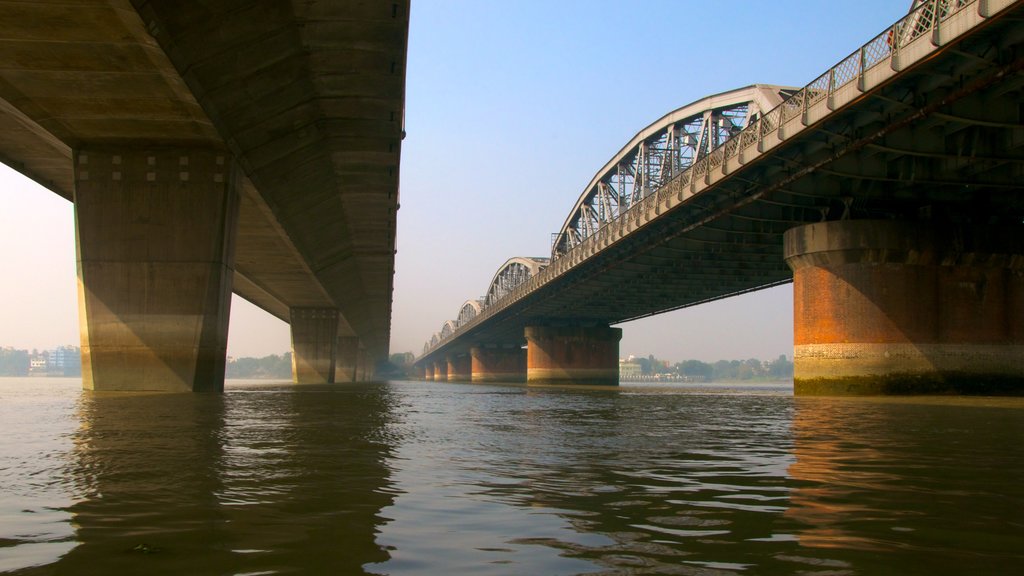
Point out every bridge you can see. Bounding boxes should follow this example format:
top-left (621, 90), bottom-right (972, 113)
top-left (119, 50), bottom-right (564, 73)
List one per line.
top-left (0, 1), bottom-right (409, 391)
top-left (417, 0), bottom-right (1024, 395)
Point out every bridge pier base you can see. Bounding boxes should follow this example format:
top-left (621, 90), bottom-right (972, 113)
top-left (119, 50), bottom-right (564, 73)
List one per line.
top-left (447, 354), bottom-right (472, 382)
top-left (74, 148), bottom-right (239, 392)
top-left (785, 220), bottom-right (1024, 395)
top-left (335, 337), bottom-right (360, 382)
top-left (525, 326), bottom-right (622, 386)
top-left (424, 363), bottom-right (435, 381)
top-left (471, 345), bottom-right (526, 383)
top-left (433, 359), bottom-right (448, 382)
top-left (356, 348), bottom-right (372, 382)
top-left (290, 308), bottom-right (339, 384)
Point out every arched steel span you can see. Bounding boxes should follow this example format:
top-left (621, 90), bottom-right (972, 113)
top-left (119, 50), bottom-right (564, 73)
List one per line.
top-left (551, 84), bottom-right (796, 259)
top-left (440, 320), bottom-right (457, 339)
top-left (484, 257), bottom-right (550, 307)
top-left (456, 299), bottom-right (484, 327)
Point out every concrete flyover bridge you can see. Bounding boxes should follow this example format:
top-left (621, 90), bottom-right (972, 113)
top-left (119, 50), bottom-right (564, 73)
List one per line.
top-left (0, 1), bottom-right (409, 391)
top-left (419, 0), bottom-right (1024, 395)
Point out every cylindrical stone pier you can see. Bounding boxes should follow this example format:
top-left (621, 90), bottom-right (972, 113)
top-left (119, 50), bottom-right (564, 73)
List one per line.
top-left (433, 359), bottom-right (448, 382)
top-left (784, 220), bottom-right (1024, 395)
top-left (470, 346), bottom-right (526, 383)
top-left (525, 326), bottom-right (622, 386)
top-left (446, 354), bottom-right (472, 382)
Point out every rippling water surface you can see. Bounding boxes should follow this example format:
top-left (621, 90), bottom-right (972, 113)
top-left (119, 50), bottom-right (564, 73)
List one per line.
top-left (1, 378), bottom-right (1022, 575)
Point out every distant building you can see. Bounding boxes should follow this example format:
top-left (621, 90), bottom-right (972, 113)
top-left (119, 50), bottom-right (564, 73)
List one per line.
top-left (619, 359), bottom-right (642, 380)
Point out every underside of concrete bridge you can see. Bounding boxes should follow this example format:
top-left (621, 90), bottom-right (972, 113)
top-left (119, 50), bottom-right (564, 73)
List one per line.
top-left (0, 1), bottom-right (408, 390)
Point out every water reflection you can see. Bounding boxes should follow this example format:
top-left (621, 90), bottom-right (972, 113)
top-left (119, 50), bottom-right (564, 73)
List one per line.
top-left (786, 397), bottom-right (1024, 575)
top-left (4, 380), bottom-right (1023, 575)
top-left (16, 382), bottom-right (401, 575)
top-left (373, 384), bottom-right (803, 574)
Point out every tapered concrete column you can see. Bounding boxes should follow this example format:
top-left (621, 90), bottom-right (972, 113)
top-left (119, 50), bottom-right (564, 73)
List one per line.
top-left (433, 359), bottom-right (448, 382)
top-left (290, 308), bottom-right (339, 384)
top-left (356, 349), bottom-right (370, 381)
top-left (75, 147), bottom-right (239, 392)
top-left (335, 337), bottom-right (360, 382)
top-left (785, 220), bottom-right (1024, 395)
top-left (470, 345), bottom-right (526, 383)
top-left (446, 354), bottom-right (471, 382)
top-left (525, 326), bottom-right (622, 386)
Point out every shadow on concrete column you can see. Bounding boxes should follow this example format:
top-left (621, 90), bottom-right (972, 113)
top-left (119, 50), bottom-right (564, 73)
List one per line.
top-left (470, 345), bottom-right (526, 383)
top-left (75, 148), bottom-right (239, 392)
top-left (784, 220), bottom-right (1024, 395)
top-left (290, 308), bottom-right (339, 384)
top-left (525, 326), bottom-right (622, 386)
top-left (335, 336), bottom-right (360, 383)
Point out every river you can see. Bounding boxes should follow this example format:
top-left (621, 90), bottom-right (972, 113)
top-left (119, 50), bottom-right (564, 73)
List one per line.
top-left (1, 377), bottom-right (1021, 575)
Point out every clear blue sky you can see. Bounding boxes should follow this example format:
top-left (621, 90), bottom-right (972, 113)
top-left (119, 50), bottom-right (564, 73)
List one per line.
top-left (0, 1), bottom-right (909, 362)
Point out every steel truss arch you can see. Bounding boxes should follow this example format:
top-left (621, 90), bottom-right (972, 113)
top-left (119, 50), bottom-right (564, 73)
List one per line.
top-left (551, 84), bottom-right (795, 258)
top-left (456, 299), bottom-right (484, 327)
top-left (440, 320), bottom-right (457, 339)
top-left (484, 257), bottom-right (550, 307)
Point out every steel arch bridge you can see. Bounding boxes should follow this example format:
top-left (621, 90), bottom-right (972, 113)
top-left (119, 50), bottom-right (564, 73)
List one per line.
top-left (420, 0), bottom-right (1024, 367)
top-left (551, 85), bottom-right (794, 258)
top-left (484, 257), bottom-right (550, 306)
top-left (456, 300), bottom-right (485, 327)
top-left (424, 256), bottom-right (549, 352)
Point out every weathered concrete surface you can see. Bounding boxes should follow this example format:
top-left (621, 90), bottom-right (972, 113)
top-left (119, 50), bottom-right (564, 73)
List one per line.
top-left (0, 1), bottom-right (407, 390)
top-left (470, 346), bottom-right (526, 383)
top-left (290, 308), bottom-right (340, 384)
top-left (785, 220), bottom-right (1024, 395)
top-left (446, 354), bottom-right (471, 382)
top-left (335, 336), bottom-right (360, 383)
top-left (525, 326), bottom-right (622, 386)
top-left (76, 148), bottom-right (238, 392)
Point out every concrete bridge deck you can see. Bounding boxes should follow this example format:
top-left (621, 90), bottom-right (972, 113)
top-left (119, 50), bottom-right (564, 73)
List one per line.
top-left (0, 1), bottom-right (408, 390)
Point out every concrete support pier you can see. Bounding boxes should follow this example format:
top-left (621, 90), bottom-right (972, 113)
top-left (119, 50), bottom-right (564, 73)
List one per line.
top-left (525, 326), bottom-right (622, 386)
top-left (75, 148), bottom-right (239, 392)
top-left (357, 349), bottom-right (372, 381)
top-left (470, 345), bottom-right (526, 383)
top-left (446, 354), bottom-right (471, 382)
top-left (433, 359), bottom-right (448, 382)
top-left (784, 220), bottom-right (1024, 395)
top-left (290, 308), bottom-right (339, 384)
top-left (335, 337), bottom-right (360, 382)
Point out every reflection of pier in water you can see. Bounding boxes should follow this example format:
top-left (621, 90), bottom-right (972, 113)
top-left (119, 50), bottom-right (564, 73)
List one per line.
top-left (786, 397), bottom-right (1024, 574)
top-left (35, 385), bottom-right (400, 575)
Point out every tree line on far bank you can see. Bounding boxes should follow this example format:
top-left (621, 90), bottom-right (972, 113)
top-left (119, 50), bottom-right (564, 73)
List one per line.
top-left (629, 354), bottom-right (793, 381)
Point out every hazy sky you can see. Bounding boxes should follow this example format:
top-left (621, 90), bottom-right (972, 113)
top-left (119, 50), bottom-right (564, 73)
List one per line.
top-left (0, 1), bottom-right (908, 363)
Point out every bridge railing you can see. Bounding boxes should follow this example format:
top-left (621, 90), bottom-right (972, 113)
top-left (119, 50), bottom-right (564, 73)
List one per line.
top-left (421, 0), bottom-right (997, 359)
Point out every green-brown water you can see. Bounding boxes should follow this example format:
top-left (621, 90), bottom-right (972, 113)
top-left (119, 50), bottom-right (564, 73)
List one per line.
top-left (2, 378), bottom-right (1022, 575)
